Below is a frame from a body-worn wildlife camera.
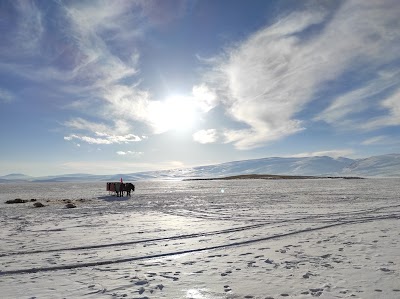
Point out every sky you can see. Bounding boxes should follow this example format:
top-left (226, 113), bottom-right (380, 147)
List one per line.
top-left (1, 0), bottom-right (400, 176)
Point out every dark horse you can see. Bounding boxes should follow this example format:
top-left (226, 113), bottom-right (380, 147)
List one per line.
top-left (125, 183), bottom-right (135, 196)
top-left (115, 182), bottom-right (135, 197)
top-left (115, 182), bottom-right (124, 197)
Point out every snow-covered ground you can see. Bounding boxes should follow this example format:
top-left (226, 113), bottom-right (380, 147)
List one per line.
top-left (0, 179), bottom-right (399, 299)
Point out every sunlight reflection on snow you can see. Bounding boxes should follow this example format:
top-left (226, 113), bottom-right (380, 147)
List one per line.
top-left (185, 288), bottom-right (213, 299)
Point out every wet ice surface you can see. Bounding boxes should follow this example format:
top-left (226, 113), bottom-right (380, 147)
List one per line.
top-left (0, 179), bottom-right (399, 298)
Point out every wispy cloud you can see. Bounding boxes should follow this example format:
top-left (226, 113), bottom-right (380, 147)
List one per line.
top-left (192, 84), bottom-right (218, 113)
top-left (116, 151), bottom-right (143, 157)
top-left (316, 71), bottom-right (400, 128)
top-left (360, 89), bottom-right (400, 130)
top-left (0, 88), bottom-right (15, 103)
top-left (1, 0), bottom-right (191, 144)
top-left (201, 0), bottom-right (400, 149)
top-left (64, 118), bottom-right (114, 134)
top-left (193, 129), bottom-right (218, 144)
top-left (361, 136), bottom-right (388, 146)
top-left (138, 0), bottom-right (189, 26)
top-left (44, 1), bottom-right (211, 138)
top-left (0, 0), bottom-right (44, 59)
top-left (63, 117), bottom-right (142, 146)
top-left (64, 133), bottom-right (141, 145)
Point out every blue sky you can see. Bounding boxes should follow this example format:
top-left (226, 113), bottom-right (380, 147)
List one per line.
top-left (1, 0), bottom-right (400, 176)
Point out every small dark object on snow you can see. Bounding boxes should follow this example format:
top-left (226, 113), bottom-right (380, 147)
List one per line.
top-left (33, 202), bottom-right (45, 208)
top-left (6, 198), bottom-right (28, 204)
top-left (65, 203), bottom-right (76, 208)
top-left (30, 199), bottom-right (37, 202)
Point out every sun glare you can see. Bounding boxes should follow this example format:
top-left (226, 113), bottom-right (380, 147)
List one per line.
top-left (150, 95), bottom-right (197, 133)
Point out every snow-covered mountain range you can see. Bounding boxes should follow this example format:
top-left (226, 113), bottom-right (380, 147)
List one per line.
top-left (1, 154), bottom-right (399, 182)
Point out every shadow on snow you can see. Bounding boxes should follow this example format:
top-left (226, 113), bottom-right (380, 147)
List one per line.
top-left (97, 195), bottom-right (131, 202)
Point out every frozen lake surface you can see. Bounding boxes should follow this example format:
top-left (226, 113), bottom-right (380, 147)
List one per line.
top-left (0, 179), bottom-right (399, 298)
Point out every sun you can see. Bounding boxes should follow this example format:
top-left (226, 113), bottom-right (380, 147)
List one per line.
top-left (149, 95), bottom-right (198, 133)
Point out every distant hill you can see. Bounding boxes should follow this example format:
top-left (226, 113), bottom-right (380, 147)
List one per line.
top-left (0, 154), bottom-right (399, 182)
top-left (1, 173), bottom-right (34, 180)
top-left (342, 153), bottom-right (400, 177)
top-left (174, 156), bottom-right (355, 177)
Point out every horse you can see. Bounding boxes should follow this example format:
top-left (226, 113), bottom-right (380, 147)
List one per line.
top-left (115, 182), bottom-right (125, 197)
top-left (125, 183), bottom-right (135, 196)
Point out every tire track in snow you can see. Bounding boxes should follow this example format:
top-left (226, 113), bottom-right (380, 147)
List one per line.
top-left (0, 216), bottom-right (312, 257)
top-left (164, 204), bottom-right (400, 222)
top-left (1, 213), bottom-right (398, 276)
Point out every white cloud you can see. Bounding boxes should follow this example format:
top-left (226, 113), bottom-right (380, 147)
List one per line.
top-left (223, 120), bottom-right (304, 150)
top-left (316, 70), bottom-right (400, 127)
top-left (203, 0), bottom-right (400, 149)
top-left (2, 1), bottom-right (44, 57)
top-left (360, 89), bottom-right (400, 130)
top-left (60, 2), bottom-right (139, 88)
top-left (361, 136), bottom-right (388, 146)
top-left (1, 1), bottom-right (146, 136)
top-left (64, 117), bottom-right (139, 143)
top-left (64, 133), bottom-right (141, 145)
top-left (193, 129), bottom-right (218, 144)
top-left (0, 88), bottom-right (15, 103)
top-left (192, 84), bottom-right (218, 113)
top-left (116, 151), bottom-right (143, 157)
top-left (101, 85), bottom-right (150, 122)
top-left (64, 1), bottom-right (134, 34)
top-left (64, 118), bottom-right (111, 134)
